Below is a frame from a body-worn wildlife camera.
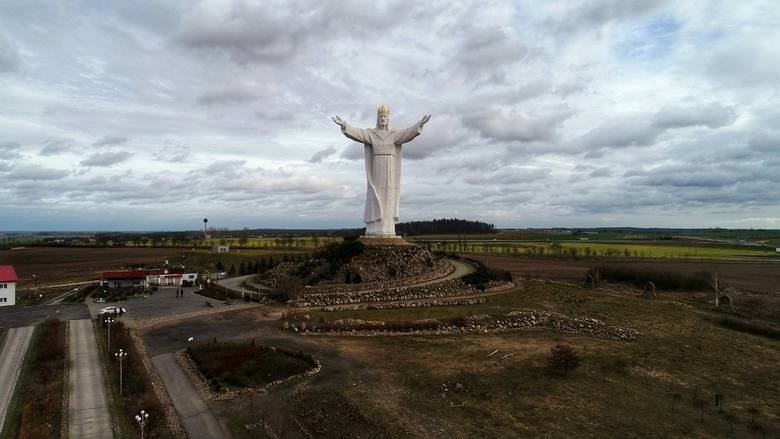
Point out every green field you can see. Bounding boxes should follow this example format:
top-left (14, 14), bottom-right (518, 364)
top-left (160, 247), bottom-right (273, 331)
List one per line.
top-left (412, 240), bottom-right (778, 260)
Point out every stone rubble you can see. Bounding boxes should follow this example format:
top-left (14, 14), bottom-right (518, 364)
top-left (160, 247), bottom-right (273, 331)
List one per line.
top-left (286, 309), bottom-right (638, 341)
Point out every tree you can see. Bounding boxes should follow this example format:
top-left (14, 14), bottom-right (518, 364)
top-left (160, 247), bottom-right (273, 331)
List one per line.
top-left (548, 344), bottom-right (581, 374)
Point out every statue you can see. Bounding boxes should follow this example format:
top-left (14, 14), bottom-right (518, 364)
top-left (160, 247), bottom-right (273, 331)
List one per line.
top-left (333, 105), bottom-right (430, 238)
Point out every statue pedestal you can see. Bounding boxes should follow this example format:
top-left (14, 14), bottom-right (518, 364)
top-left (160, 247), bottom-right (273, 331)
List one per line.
top-left (358, 235), bottom-right (411, 246)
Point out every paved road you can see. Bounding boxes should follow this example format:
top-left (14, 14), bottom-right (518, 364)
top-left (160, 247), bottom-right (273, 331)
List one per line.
top-left (152, 353), bottom-right (226, 439)
top-left (0, 304), bottom-right (90, 328)
top-left (0, 326), bottom-right (34, 433)
top-left (69, 319), bottom-right (113, 439)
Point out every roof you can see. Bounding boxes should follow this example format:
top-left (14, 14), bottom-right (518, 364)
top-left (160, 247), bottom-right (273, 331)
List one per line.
top-left (102, 270), bottom-right (147, 280)
top-left (0, 265), bottom-right (18, 283)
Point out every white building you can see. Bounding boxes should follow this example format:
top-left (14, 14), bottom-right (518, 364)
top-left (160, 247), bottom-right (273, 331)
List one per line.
top-left (0, 265), bottom-right (18, 306)
top-left (211, 244), bottom-right (230, 253)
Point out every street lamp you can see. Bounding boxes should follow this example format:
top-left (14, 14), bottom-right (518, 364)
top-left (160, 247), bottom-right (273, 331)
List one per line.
top-left (106, 317), bottom-right (114, 353)
top-left (115, 349), bottom-right (128, 396)
top-left (135, 410), bottom-right (149, 439)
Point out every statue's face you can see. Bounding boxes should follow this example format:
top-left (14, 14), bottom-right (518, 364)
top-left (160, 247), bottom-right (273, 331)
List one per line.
top-left (378, 114), bottom-right (388, 128)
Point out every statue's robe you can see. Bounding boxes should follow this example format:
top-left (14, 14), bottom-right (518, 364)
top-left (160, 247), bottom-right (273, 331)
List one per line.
top-left (341, 123), bottom-right (422, 234)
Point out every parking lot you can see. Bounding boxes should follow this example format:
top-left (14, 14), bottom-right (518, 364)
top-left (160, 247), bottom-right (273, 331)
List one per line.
top-left (85, 286), bottom-right (238, 323)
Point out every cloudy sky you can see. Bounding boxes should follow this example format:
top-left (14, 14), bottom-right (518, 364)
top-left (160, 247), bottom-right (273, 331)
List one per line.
top-left (1, 0), bottom-right (778, 231)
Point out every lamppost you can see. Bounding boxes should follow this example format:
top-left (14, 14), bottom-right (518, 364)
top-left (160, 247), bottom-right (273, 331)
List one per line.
top-left (106, 317), bottom-right (114, 353)
top-left (115, 349), bottom-right (128, 395)
top-left (135, 410), bottom-right (149, 439)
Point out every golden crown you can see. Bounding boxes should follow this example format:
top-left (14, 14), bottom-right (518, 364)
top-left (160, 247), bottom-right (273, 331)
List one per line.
top-left (377, 104), bottom-right (390, 115)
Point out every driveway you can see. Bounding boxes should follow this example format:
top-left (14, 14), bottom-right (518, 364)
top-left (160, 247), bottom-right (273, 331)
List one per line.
top-left (69, 319), bottom-right (113, 439)
top-left (0, 326), bottom-right (34, 433)
top-left (151, 353), bottom-right (226, 439)
top-left (0, 304), bottom-right (90, 329)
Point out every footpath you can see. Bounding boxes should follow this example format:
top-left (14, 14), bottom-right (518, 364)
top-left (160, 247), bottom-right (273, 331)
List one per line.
top-left (68, 319), bottom-right (113, 439)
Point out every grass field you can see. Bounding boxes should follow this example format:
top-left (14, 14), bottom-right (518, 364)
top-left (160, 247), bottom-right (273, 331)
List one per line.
top-left (291, 282), bottom-right (779, 438)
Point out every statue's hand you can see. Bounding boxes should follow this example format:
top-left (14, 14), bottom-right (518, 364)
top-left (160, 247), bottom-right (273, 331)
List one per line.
top-left (332, 115), bottom-right (345, 127)
top-left (419, 114), bottom-right (431, 126)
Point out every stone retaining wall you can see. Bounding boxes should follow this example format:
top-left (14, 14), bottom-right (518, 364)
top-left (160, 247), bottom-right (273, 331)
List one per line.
top-left (294, 278), bottom-right (478, 307)
top-left (301, 259), bottom-right (452, 294)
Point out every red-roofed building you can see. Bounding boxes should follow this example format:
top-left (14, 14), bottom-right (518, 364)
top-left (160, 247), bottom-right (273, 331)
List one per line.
top-left (0, 265), bottom-right (18, 306)
top-left (101, 270), bottom-right (148, 288)
top-left (101, 269), bottom-right (199, 289)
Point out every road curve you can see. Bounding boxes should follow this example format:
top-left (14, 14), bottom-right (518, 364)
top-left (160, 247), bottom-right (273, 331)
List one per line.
top-left (152, 353), bottom-right (226, 439)
top-left (0, 326), bottom-right (34, 433)
top-left (69, 319), bottom-right (113, 439)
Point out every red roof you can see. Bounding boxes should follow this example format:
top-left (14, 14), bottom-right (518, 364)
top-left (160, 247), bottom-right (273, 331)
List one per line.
top-left (102, 270), bottom-right (147, 280)
top-left (0, 265), bottom-right (17, 283)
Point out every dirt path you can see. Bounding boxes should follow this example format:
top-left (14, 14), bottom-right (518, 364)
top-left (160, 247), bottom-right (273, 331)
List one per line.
top-left (0, 326), bottom-right (34, 433)
top-left (68, 319), bottom-right (113, 439)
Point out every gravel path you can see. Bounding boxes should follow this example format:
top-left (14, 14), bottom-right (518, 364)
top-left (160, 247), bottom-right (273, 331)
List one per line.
top-left (68, 319), bottom-right (113, 439)
top-left (0, 326), bottom-right (34, 433)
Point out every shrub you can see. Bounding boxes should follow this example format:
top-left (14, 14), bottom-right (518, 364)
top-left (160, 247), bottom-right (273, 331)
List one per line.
top-left (462, 259), bottom-right (512, 290)
top-left (548, 344), bottom-right (581, 374)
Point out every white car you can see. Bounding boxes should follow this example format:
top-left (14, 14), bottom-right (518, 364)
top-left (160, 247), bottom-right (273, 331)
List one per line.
top-left (99, 306), bottom-right (127, 315)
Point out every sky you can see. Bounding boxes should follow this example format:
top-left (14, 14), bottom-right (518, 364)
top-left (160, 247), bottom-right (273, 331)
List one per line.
top-left (0, 0), bottom-right (778, 231)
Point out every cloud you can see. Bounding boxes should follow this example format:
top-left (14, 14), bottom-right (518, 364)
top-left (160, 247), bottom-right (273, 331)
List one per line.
top-left (94, 135), bottom-right (129, 147)
top-left (749, 131), bottom-right (780, 152)
top-left (197, 83), bottom-right (276, 105)
top-left (175, 1), bottom-right (306, 64)
top-left (79, 151), bottom-right (133, 167)
top-left (0, 32), bottom-right (20, 72)
top-left (453, 27), bottom-right (539, 81)
top-left (578, 117), bottom-right (660, 150)
top-left (653, 102), bottom-right (736, 129)
top-left (5, 164), bottom-right (69, 180)
top-left (201, 159), bottom-right (247, 175)
top-left (39, 138), bottom-right (76, 156)
top-left (308, 146), bottom-right (336, 163)
top-left (464, 108), bottom-right (572, 143)
top-left (0, 141), bottom-right (21, 159)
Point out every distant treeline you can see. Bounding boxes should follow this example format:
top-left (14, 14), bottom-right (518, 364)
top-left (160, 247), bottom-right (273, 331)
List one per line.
top-left (396, 218), bottom-right (496, 236)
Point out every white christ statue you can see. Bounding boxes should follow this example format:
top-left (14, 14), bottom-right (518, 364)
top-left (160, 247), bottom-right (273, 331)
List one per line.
top-left (333, 105), bottom-right (431, 238)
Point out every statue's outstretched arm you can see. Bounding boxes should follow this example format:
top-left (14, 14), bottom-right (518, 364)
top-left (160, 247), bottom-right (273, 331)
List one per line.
top-left (333, 116), bottom-right (370, 143)
top-left (396, 114), bottom-right (431, 144)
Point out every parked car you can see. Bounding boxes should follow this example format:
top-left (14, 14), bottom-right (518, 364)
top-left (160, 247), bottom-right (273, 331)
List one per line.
top-left (99, 306), bottom-right (127, 315)
top-left (95, 297), bottom-right (106, 303)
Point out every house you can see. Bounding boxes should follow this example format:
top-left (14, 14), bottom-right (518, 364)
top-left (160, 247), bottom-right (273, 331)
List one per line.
top-left (211, 244), bottom-right (230, 253)
top-left (101, 270), bottom-right (148, 289)
top-left (0, 265), bottom-right (18, 306)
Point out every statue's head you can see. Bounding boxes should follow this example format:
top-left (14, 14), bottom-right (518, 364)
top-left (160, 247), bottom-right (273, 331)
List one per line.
top-left (376, 104), bottom-right (390, 129)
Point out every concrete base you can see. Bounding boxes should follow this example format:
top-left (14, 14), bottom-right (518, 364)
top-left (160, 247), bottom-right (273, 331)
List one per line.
top-left (358, 236), bottom-right (412, 246)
